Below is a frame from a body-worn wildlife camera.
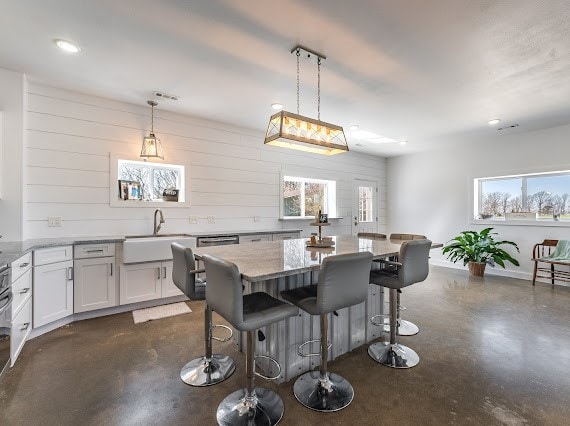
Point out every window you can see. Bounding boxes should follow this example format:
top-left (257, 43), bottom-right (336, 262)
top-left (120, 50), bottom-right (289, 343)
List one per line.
top-left (109, 154), bottom-right (188, 207)
top-left (282, 176), bottom-right (336, 218)
top-left (358, 186), bottom-right (373, 222)
top-left (475, 170), bottom-right (570, 220)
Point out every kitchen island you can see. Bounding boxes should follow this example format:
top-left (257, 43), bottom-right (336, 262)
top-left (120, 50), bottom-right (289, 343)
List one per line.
top-left (193, 235), bottom-right (412, 382)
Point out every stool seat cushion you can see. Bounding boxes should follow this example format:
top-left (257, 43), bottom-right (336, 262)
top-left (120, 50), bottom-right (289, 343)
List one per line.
top-left (239, 292), bottom-right (299, 331)
top-left (194, 279), bottom-right (206, 300)
top-left (280, 285), bottom-right (319, 315)
top-left (369, 268), bottom-right (402, 289)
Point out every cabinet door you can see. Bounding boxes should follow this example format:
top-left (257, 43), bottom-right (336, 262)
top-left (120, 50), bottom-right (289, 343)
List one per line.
top-left (33, 260), bottom-right (73, 328)
top-left (74, 257), bottom-right (117, 313)
top-left (272, 232), bottom-right (300, 241)
top-left (119, 262), bottom-right (162, 305)
top-left (11, 297), bottom-right (32, 366)
top-left (161, 261), bottom-right (184, 298)
top-left (240, 234), bottom-right (272, 243)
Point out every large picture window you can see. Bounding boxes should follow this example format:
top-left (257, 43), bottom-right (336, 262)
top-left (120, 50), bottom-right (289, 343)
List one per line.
top-left (475, 170), bottom-right (570, 220)
top-left (282, 176), bottom-right (336, 218)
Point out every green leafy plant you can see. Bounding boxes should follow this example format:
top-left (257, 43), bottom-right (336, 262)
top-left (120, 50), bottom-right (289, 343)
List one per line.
top-left (442, 228), bottom-right (520, 268)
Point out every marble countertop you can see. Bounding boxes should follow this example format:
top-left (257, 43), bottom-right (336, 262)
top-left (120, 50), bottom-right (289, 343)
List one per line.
top-left (0, 229), bottom-right (303, 267)
top-left (193, 235), bottom-right (423, 282)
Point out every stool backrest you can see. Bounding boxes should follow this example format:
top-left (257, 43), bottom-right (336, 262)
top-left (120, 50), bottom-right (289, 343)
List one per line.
top-left (390, 233), bottom-right (426, 240)
top-left (171, 243), bottom-right (202, 299)
top-left (317, 252), bottom-right (373, 314)
top-left (202, 254), bottom-right (243, 327)
top-left (398, 239), bottom-right (432, 286)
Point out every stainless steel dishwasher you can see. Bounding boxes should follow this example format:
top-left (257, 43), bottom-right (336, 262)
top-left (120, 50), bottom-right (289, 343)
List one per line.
top-left (196, 235), bottom-right (240, 247)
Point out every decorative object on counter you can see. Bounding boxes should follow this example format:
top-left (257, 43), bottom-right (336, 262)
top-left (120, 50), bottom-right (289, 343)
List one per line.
top-left (318, 212), bottom-right (328, 224)
top-left (118, 180), bottom-right (141, 200)
top-left (308, 211), bottom-right (333, 247)
top-left (140, 100), bottom-right (164, 160)
top-left (442, 227), bottom-right (520, 277)
top-left (504, 212), bottom-right (536, 220)
top-left (264, 45), bottom-right (349, 156)
top-left (162, 188), bottom-right (179, 202)
top-left (132, 302), bottom-right (191, 324)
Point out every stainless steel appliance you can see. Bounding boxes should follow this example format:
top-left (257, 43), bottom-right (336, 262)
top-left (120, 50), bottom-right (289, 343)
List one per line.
top-left (196, 235), bottom-right (239, 247)
top-left (0, 264), bottom-right (12, 377)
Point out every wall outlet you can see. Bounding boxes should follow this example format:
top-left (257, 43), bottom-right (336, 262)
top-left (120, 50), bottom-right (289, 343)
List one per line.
top-left (207, 216), bottom-right (215, 224)
top-left (189, 216), bottom-right (198, 224)
top-left (254, 216), bottom-right (261, 222)
top-left (47, 216), bottom-right (62, 227)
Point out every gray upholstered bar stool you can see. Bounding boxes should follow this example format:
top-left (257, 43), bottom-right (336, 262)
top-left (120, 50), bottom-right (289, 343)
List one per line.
top-left (281, 252), bottom-right (373, 412)
top-left (381, 233), bottom-right (428, 336)
top-left (368, 239), bottom-right (431, 368)
top-left (202, 254), bottom-right (299, 426)
top-left (171, 243), bottom-right (236, 386)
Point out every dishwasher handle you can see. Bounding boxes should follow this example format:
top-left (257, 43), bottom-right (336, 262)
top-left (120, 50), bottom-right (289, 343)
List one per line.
top-left (198, 237), bottom-right (239, 245)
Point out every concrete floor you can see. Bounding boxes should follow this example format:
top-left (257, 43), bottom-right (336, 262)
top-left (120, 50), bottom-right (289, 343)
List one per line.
top-left (1, 266), bottom-right (569, 425)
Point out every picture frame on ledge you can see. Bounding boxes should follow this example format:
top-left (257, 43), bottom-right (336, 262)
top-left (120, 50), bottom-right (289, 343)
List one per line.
top-left (118, 180), bottom-right (142, 201)
top-left (318, 213), bottom-right (328, 224)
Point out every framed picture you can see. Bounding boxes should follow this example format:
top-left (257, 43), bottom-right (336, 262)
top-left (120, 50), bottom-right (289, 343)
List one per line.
top-left (118, 180), bottom-right (141, 201)
top-left (318, 213), bottom-right (328, 224)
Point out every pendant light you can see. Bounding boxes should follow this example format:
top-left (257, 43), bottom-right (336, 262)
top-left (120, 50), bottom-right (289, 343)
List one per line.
top-left (264, 45), bottom-right (349, 155)
top-left (140, 100), bottom-right (164, 160)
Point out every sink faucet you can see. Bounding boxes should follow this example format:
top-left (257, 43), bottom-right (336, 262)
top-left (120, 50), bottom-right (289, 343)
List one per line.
top-left (153, 209), bottom-right (165, 235)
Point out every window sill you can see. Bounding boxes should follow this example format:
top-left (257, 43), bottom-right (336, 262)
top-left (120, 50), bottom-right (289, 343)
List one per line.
top-left (110, 199), bottom-right (189, 208)
top-left (279, 217), bottom-right (344, 221)
top-left (470, 218), bottom-right (570, 227)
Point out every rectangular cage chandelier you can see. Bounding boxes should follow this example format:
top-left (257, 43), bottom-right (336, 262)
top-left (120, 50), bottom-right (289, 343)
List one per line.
top-left (264, 45), bottom-right (349, 156)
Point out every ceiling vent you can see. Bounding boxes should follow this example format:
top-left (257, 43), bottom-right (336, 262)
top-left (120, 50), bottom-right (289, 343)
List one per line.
top-left (497, 124), bottom-right (519, 131)
top-left (153, 91), bottom-right (179, 101)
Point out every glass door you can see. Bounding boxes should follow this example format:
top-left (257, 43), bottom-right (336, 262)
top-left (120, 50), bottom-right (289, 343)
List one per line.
top-left (352, 180), bottom-right (378, 235)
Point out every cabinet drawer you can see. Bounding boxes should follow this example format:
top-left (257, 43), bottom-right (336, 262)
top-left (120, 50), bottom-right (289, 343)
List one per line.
top-left (34, 246), bottom-right (73, 266)
top-left (74, 243), bottom-right (116, 259)
top-left (240, 234), bottom-right (272, 243)
top-left (11, 252), bottom-right (32, 282)
top-left (12, 268), bottom-right (32, 316)
top-left (11, 297), bottom-right (32, 366)
top-left (272, 232), bottom-right (300, 241)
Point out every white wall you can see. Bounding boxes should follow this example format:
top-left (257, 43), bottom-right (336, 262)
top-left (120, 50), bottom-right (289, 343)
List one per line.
top-left (24, 82), bottom-right (386, 239)
top-left (387, 123), bottom-right (570, 281)
top-left (0, 69), bottom-right (25, 241)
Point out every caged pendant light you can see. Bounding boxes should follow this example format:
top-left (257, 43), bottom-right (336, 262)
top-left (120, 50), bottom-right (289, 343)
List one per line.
top-left (140, 100), bottom-right (164, 160)
top-left (264, 45), bottom-right (349, 155)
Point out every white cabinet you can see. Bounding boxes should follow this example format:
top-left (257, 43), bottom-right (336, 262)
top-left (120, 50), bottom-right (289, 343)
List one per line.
top-left (74, 257), bottom-right (116, 313)
top-left (120, 260), bottom-right (182, 305)
top-left (272, 232), bottom-right (300, 241)
top-left (239, 234), bottom-right (272, 243)
top-left (33, 246), bottom-right (73, 329)
top-left (10, 253), bottom-right (32, 366)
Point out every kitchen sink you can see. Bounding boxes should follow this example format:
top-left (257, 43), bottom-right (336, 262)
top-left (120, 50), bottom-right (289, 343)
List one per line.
top-left (123, 234), bottom-right (196, 263)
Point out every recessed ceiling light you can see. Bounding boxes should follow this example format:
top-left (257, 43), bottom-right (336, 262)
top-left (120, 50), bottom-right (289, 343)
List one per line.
top-left (399, 140), bottom-right (408, 145)
top-left (349, 124), bottom-right (359, 131)
top-left (488, 118), bottom-right (501, 126)
top-left (55, 39), bottom-right (81, 53)
top-left (271, 103), bottom-right (283, 110)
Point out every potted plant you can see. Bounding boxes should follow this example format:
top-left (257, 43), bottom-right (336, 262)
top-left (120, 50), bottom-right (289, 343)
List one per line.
top-left (442, 228), bottom-right (520, 276)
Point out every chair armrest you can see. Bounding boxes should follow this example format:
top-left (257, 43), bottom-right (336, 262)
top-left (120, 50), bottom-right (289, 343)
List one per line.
top-left (188, 268), bottom-right (206, 274)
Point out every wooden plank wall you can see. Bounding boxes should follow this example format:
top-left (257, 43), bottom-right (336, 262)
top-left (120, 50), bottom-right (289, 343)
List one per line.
top-left (25, 83), bottom-right (387, 238)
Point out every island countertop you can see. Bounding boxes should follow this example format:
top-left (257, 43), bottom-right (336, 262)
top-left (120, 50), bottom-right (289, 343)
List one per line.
top-left (193, 235), bottom-right (441, 282)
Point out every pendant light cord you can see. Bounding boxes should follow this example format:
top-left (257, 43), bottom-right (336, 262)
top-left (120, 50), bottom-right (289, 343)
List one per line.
top-left (317, 57), bottom-right (321, 121)
top-left (151, 103), bottom-right (154, 133)
top-left (296, 48), bottom-right (300, 115)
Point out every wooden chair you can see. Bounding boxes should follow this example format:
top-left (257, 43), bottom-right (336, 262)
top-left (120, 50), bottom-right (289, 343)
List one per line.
top-left (531, 239), bottom-right (570, 286)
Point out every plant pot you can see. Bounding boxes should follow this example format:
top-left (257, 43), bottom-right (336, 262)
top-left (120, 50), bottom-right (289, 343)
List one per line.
top-left (468, 262), bottom-right (486, 276)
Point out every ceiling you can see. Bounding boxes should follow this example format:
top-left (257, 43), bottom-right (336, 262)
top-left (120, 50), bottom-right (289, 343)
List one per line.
top-left (0, 0), bottom-right (569, 156)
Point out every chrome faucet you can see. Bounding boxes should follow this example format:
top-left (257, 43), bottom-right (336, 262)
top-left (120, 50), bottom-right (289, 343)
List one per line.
top-left (153, 209), bottom-right (165, 235)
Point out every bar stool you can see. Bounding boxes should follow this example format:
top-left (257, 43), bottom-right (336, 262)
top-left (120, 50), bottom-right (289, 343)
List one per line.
top-left (281, 252), bottom-right (373, 412)
top-left (202, 254), bottom-right (299, 426)
top-left (383, 233), bottom-right (427, 336)
top-left (171, 243), bottom-right (236, 386)
top-left (368, 239), bottom-right (431, 368)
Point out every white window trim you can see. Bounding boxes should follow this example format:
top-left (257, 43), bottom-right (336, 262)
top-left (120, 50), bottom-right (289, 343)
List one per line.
top-left (109, 152), bottom-right (190, 208)
top-left (279, 170), bottom-right (338, 219)
top-left (470, 167), bottom-right (570, 227)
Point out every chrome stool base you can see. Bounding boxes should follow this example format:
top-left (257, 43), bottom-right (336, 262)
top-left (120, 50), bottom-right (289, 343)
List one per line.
top-left (293, 371), bottom-right (354, 412)
top-left (384, 318), bottom-right (419, 336)
top-left (216, 387), bottom-right (284, 426)
top-left (180, 354), bottom-right (236, 386)
top-left (368, 342), bottom-right (419, 369)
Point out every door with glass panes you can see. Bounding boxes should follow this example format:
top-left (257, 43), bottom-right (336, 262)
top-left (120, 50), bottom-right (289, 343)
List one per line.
top-left (352, 180), bottom-right (378, 235)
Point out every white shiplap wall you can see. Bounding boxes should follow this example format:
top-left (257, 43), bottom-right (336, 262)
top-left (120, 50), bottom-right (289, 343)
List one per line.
top-left (25, 83), bottom-right (386, 239)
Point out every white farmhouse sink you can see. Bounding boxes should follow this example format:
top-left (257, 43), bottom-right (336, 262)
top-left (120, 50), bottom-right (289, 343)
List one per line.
top-left (123, 234), bottom-right (196, 263)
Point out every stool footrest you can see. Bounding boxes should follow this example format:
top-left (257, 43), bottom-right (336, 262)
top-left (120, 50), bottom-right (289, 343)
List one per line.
top-left (370, 313), bottom-right (389, 327)
top-left (211, 324), bottom-right (233, 342)
top-left (297, 339), bottom-right (332, 358)
top-left (254, 355), bottom-right (281, 381)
